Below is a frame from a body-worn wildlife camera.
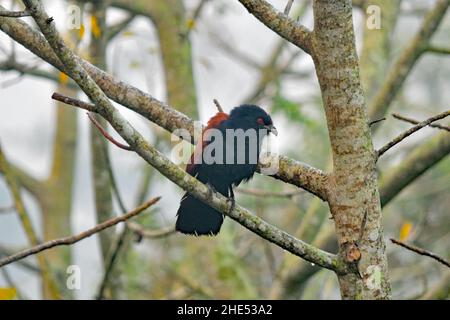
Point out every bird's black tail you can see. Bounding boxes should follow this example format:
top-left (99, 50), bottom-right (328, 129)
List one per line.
top-left (176, 192), bottom-right (224, 236)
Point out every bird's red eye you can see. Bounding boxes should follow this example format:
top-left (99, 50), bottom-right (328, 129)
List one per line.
top-left (257, 117), bottom-right (265, 125)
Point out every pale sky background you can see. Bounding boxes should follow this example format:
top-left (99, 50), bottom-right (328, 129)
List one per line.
top-left (0, 0), bottom-right (448, 299)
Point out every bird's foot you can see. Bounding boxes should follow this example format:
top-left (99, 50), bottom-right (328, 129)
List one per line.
top-left (227, 187), bottom-right (236, 214)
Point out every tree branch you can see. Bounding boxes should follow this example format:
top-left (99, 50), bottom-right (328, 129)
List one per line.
top-left (237, 0), bottom-right (313, 54)
top-left (0, 59), bottom-right (78, 89)
top-left (127, 222), bottom-right (175, 239)
top-left (56, 94), bottom-right (342, 272)
top-left (0, 198), bottom-right (161, 268)
top-left (21, 0), bottom-right (341, 273)
top-left (237, 188), bottom-right (303, 198)
top-left (0, 10), bottom-right (30, 17)
top-left (379, 131), bottom-right (450, 206)
top-left (368, 0), bottom-right (449, 123)
top-left (377, 109), bottom-right (450, 158)
top-left (87, 112), bottom-right (132, 151)
top-left (0, 10), bottom-right (329, 201)
top-left (390, 238), bottom-right (450, 268)
top-left (392, 113), bottom-right (450, 132)
top-left (426, 45), bottom-right (450, 55)
top-left (284, 0), bottom-right (295, 15)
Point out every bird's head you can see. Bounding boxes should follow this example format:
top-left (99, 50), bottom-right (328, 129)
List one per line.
top-left (229, 104), bottom-right (277, 136)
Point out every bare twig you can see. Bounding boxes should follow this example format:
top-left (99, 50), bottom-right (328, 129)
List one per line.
top-left (390, 238), bottom-right (450, 268)
top-left (427, 45), bottom-right (450, 55)
top-left (369, 117), bottom-right (386, 127)
top-left (377, 109), bottom-right (450, 158)
top-left (87, 112), bottom-right (132, 151)
top-left (0, 10), bottom-right (30, 17)
top-left (0, 244), bottom-right (40, 273)
top-left (0, 198), bottom-right (161, 268)
top-left (368, 0), bottom-right (449, 124)
top-left (392, 113), bottom-right (450, 132)
top-left (284, 0), bottom-right (295, 15)
top-left (51, 92), bottom-right (95, 112)
top-left (213, 98), bottom-right (224, 113)
top-left (52, 92), bottom-right (132, 150)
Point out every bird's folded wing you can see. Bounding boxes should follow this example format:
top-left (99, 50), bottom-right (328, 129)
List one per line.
top-left (186, 111), bottom-right (229, 175)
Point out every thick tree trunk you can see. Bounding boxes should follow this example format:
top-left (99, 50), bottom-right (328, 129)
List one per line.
top-left (312, 0), bottom-right (390, 299)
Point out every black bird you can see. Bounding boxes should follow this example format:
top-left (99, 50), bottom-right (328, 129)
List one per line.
top-left (175, 104), bottom-right (277, 236)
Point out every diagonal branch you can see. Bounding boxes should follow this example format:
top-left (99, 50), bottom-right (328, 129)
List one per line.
top-left (237, 0), bottom-right (313, 55)
top-left (390, 238), bottom-right (450, 268)
top-left (392, 113), bottom-right (450, 132)
top-left (0, 10), bottom-right (30, 17)
top-left (127, 222), bottom-right (175, 239)
top-left (0, 198), bottom-right (161, 268)
top-left (0, 9), bottom-right (329, 201)
top-left (284, 0), bottom-right (295, 15)
top-left (106, 14), bottom-right (135, 41)
top-left (0, 160), bottom-right (42, 198)
top-left (0, 244), bottom-right (40, 273)
top-left (379, 131), bottom-right (450, 206)
top-left (22, 0), bottom-right (341, 272)
top-left (377, 109), bottom-right (450, 158)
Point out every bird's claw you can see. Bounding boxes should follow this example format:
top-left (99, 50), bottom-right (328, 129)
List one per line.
top-left (226, 196), bottom-right (235, 214)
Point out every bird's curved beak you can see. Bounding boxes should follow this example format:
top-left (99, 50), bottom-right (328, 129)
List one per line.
top-left (265, 124), bottom-right (278, 136)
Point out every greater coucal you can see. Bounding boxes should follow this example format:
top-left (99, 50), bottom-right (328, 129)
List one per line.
top-left (176, 104), bottom-right (277, 236)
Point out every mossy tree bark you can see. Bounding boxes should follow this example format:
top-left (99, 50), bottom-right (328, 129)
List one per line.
top-left (311, 0), bottom-right (390, 299)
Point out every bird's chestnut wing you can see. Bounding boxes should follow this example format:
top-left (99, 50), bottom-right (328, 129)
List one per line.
top-left (186, 112), bottom-right (229, 175)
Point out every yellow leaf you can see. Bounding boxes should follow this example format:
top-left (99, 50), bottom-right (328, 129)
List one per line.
top-left (399, 222), bottom-right (413, 241)
top-left (59, 72), bottom-right (69, 85)
top-left (186, 19), bottom-right (196, 30)
top-left (91, 15), bottom-right (101, 39)
top-left (0, 288), bottom-right (16, 300)
top-left (78, 24), bottom-right (85, 39)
